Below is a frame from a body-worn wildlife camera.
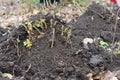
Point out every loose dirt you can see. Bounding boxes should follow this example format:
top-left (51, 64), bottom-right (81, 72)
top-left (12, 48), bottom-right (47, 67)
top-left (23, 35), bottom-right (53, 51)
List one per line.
top-left (0, 2), bottom-right (120, 80)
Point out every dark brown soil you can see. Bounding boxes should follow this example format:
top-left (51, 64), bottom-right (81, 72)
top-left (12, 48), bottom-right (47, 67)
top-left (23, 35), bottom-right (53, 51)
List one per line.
top-left (0, 2), bottom-right (120, 80)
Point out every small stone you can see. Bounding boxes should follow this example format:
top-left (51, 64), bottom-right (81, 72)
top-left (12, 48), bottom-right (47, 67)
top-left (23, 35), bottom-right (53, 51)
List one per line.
top-left (50, 74), bottom-right (55, 79)
top-left (34, 77), bottom-right (39, 80)
top-left (66, 67), bottom-right (75, 72)
top-left (2, 73), bottom-right (13, 79)
top-left (55, 67), bottom-right (63, 73)
top-left (83, 38), bottom-right (93, 45)
top-left (20, 77), bottom-right (27, 80)
top-left (7, 61), bottom-right (14, 67)
top-left (67, 78), bottom-right (76, 80)
top-left (58, 61), bottom-right (65, 67)
top-left (89, 55), bottom-right (103, 65)
top-left (110, 77), bottom-right (118, 80)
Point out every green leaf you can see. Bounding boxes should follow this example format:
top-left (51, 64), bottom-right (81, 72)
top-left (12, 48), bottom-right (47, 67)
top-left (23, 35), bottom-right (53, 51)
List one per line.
top-left (77, 0), bottom-right (80, 3)
top-left (76, 0), bottom-right (87, 6)
top-left (99, 40), bottom-right (109, 48)
top-left (27, 0), bottom-right (40, 5)
top-left (35, 22), bottom-right (41, 28)
top-left (16, 38), bottom-right (20, 43)
top-left (115, 50), bottom-right (120, 55)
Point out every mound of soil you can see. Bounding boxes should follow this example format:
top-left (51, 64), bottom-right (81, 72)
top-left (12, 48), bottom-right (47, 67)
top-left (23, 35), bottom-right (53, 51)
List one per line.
top-left (0, 2), bottom-right (120, 80)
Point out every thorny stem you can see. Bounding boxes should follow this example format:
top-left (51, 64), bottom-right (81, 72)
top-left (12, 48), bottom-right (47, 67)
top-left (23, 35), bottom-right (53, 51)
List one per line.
top-left (50, 19), bottom-right (56, 48)
top-left (33, 25), bottom-right (45, 38)
top-left (61, 25), bottom-right (64, 36)
top-left (51, 28), bottom-right (55, 48)
top-left (33, 25), bottom-right (44, 35)
top-left (112, 8), bottom-right (120, 44)
top-left (26, 64), bottom-right (31, 73)
top-left (65, 26), bottom-right (72, 45)
top-left (14, 0), bottom-right (20, 28)
top-left (111, 8), bottom-right (120, 62)
top-left (12, 38), bottom-right (20, 57)
top-left (42, 22), bottom-right (47, 29)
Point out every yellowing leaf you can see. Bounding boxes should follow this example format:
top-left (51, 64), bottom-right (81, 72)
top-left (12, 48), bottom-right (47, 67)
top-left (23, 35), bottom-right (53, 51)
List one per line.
top-left (28, 22), bottom-right (33, 31)
top-left (23, 39), bottom-right (32, 48)
top-left (40, 19), bottom-right (46, 23)
top-left (25, 21), bottom-right (33, 31)
top-left (28, 25), bottom-right (33, 31)
top-left (115, 50), bottom-right (120, 55)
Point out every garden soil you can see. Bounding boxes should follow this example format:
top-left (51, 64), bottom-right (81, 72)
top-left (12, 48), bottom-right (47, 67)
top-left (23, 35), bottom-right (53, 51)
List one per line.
top-left (0, 2), bottom-right (120, 80)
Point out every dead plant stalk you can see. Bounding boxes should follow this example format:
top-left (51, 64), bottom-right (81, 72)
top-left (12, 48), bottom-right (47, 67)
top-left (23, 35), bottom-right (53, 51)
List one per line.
top-left (111, 8), bottom-right (120, 62)
top-left (50, 19), bottom-right (56, 48)
top-left (51, 28), bottom-right (55, 48)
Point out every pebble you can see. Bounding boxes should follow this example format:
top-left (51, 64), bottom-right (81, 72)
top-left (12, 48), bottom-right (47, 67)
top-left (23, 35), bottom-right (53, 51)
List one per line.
top-left (66, 67), bottom-right (75, 72)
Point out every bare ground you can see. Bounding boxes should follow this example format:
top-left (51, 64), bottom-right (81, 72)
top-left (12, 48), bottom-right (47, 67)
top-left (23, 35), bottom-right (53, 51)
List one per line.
top-left (0, 2), bottom-right (120, 80)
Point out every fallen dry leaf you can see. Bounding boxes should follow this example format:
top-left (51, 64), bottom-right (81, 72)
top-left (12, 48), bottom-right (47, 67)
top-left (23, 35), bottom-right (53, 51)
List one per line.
top-left (100, 71), bottom-right (118, 80)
